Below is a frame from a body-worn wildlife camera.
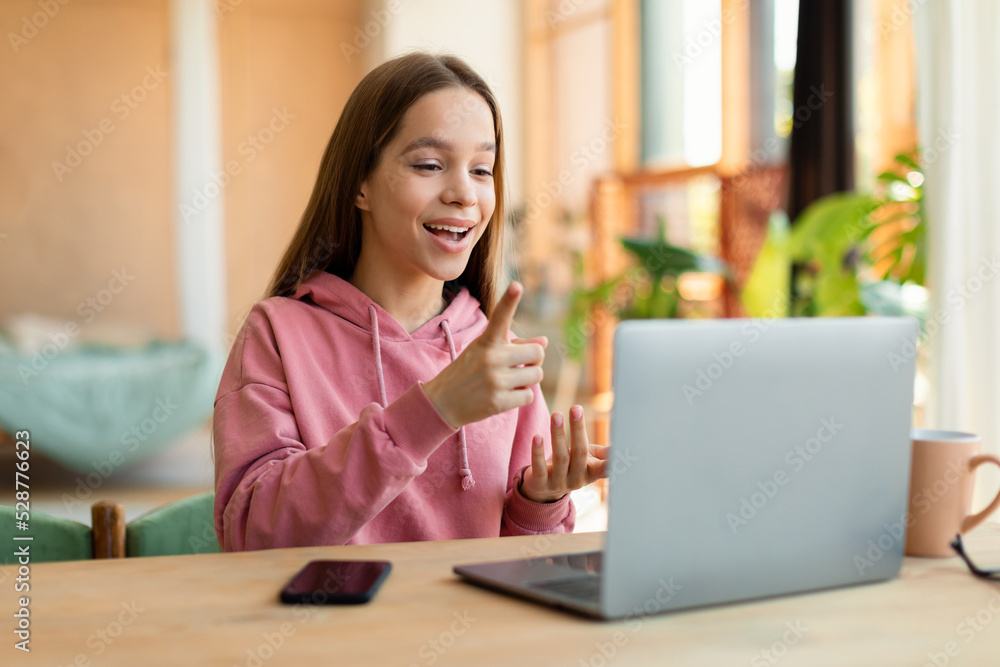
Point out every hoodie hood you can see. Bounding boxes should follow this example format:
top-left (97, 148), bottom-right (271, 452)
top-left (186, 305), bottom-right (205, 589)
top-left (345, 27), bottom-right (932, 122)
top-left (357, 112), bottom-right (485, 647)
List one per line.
top-left (291, 269), bottom-right (487, 490)
top-left (292, 270), bottom-right (486, 343)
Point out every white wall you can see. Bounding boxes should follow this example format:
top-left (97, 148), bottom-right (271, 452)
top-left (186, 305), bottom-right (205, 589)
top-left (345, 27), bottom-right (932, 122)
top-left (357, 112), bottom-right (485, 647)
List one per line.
top-left (171, 0), bottom-right (226, 357)
top-left (552, 12), bottom-right (614, 208)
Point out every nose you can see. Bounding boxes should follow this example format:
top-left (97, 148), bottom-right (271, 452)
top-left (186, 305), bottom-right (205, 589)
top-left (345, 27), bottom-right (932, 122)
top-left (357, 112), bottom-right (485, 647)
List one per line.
top-left (441, 171), bottom-right (477, 208)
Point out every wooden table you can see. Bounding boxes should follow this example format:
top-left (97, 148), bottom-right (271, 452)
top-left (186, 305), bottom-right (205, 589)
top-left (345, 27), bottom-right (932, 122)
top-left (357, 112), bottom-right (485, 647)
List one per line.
top-left (4, 524), bottom-right (1000, 666)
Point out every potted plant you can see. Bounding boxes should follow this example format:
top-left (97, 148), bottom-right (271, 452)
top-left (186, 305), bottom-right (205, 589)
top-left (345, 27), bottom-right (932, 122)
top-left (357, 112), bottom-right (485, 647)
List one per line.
top-left (563, 216), bottom-right (728, 361)
top-left (741, 152), bottom-right (928, 321)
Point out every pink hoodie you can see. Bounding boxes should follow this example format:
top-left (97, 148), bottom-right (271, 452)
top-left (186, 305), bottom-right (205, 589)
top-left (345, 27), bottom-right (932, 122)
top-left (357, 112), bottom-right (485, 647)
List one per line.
top-left (213, 269), bottom-right (575, 551)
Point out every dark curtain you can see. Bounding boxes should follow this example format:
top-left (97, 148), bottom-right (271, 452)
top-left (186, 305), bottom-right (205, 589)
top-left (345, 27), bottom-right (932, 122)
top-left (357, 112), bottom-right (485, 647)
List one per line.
top-left (786, 0), bottom-right (854, 222)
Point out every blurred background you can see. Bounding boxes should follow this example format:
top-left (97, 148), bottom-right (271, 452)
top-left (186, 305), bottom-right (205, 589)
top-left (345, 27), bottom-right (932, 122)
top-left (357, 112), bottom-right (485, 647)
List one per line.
top-left (2, 0), bottom-right (998, 531)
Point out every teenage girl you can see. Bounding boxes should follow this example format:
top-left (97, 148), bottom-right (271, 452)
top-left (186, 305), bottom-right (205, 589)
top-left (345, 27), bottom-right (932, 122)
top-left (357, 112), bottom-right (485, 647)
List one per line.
top-left (213, 52), bottom-right (608, 551)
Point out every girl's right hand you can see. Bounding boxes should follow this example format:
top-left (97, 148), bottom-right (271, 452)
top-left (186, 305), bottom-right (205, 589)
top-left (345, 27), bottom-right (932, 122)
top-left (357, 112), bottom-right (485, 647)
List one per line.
top-left (421, 281), bottom-right (547, 429)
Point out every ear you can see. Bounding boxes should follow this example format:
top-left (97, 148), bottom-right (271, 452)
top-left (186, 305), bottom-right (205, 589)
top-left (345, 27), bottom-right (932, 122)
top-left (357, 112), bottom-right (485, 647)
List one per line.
top-left (355, 180), bottom-right (371, 212)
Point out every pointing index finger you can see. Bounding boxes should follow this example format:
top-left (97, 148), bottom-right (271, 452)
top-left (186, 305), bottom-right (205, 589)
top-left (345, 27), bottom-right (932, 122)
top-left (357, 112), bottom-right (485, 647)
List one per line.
top-left (484, 281), bottom-right (522, 343)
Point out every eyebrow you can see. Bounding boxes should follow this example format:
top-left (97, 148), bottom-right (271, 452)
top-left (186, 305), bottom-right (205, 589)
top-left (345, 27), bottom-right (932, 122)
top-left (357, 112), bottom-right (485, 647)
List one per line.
top-left (401, 136), bottom-right (496, 155)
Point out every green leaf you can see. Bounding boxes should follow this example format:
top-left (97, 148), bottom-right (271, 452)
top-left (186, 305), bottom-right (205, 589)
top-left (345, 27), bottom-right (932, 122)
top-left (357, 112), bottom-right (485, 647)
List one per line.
top-left (876, 171), bottom-right (909, 185)
top-left (618, 237), bottom-right (698, 276)
top-left (741, 211), bottom-right (791, 317)
top-left (647, 281), bottom-right (678, 319)
top-left (790, 193), bottom-right (878, 265)
top-left (880, 246), bottom-right (906, 276)
top-left (562, 274), bottom-right (624, 361)
top-left (618, 237), bottom-right (728, 280)
top-left (894, 153), bottom-right (921, 171)
top-left (872, 210), bottom-right (916, 226)
top-left (814, 269), bottom-right (864, 316)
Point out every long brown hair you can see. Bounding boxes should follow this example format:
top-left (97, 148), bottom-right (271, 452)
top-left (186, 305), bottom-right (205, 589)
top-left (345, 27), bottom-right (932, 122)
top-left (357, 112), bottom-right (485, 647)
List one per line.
top-left (264, 51), bottom-right (507, 317)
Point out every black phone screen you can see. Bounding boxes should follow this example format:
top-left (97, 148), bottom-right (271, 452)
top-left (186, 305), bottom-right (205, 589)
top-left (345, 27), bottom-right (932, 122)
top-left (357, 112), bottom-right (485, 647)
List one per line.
top-left (279, 560), bottom-right (392, 605)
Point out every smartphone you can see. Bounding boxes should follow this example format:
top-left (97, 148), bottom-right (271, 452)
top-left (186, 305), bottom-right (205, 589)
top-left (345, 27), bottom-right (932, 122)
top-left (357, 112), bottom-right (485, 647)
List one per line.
top-left (279, 560), bottom-right (392, 605)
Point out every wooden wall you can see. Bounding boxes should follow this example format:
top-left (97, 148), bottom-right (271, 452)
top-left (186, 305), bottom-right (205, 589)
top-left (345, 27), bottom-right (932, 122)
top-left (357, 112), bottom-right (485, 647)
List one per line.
top-left (0, 0), bottom-right (176, 339)
top-left (217, 0), bottom-right (364, 342)
top-left (0, 0), bottom-right (365, 346)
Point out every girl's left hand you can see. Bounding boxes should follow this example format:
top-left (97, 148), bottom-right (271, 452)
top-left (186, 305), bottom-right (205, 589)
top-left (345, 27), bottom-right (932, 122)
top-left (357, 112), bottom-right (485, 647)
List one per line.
top-left (519, 405), bottom-right (609, 503)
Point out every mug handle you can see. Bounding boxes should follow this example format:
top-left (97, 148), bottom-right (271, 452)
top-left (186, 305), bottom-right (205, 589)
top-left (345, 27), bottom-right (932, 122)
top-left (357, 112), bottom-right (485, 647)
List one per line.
top-left (960, 454), bottom-right (1000, 533)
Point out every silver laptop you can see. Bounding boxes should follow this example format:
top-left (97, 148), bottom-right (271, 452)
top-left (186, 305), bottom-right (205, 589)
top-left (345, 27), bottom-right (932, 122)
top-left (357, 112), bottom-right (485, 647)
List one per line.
top-left (454, 317), bottom-right (918, 619)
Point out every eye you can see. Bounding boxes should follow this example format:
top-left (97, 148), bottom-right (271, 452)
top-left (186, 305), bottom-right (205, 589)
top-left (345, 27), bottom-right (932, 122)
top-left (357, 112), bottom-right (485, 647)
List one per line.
top-left (472, 168), bottom-right (494, 177)
top-left (413, 163), bottom-right (441, 172)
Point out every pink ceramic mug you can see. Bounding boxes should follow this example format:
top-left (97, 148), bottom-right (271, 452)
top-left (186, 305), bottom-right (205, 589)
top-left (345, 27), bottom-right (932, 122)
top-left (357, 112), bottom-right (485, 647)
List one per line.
top-left (905, 429), bottom-right (1000, 557)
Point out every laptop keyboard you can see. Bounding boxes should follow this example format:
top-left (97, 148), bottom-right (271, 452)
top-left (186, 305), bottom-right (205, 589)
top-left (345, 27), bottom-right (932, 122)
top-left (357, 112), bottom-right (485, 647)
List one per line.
top-left (529, 574), bottom-right (602, 602)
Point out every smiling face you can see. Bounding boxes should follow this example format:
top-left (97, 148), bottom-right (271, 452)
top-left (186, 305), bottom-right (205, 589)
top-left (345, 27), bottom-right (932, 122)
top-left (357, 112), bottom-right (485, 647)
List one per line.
top-left (353, 87), bottom-right (498, 286)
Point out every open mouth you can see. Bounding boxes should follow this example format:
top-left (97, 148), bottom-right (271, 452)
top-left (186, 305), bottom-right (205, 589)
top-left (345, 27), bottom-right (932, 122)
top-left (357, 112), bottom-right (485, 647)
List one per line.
top-left (423, 223), bottom-right (473, 243)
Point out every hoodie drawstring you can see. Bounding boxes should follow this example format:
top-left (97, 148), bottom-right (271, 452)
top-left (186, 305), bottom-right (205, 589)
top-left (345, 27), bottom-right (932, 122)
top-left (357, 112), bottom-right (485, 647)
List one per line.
top-left (368, 305), bottom-right (388, 408)
top-left (440, 319), bottom-right (475, 491)
top-left (367, 304), bottom-right (474, 491)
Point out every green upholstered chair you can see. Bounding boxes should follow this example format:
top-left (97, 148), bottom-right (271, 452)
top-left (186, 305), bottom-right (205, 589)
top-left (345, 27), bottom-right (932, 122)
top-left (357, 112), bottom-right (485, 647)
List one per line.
top-left (0, 501), bottom-right (125, 563)
top-left (125, 492), bottom-right (221, 557)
